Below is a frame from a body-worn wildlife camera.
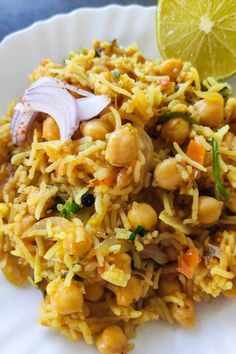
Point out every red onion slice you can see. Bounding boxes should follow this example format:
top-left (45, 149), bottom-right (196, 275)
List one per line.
top-left (11, 77), bottom-right (110, 145)
top-left (11, 111), bottom-right (37, 145)
top-left (77, 95), bottom-right (111, 121)
top-left (26, 77), bottom-right (93, 97)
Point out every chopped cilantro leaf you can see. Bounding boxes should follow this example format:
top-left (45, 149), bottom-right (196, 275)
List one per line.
top-left (129, 225), bottom-right (147, 241)
top-left (60, 199), bottom-right (81, 219)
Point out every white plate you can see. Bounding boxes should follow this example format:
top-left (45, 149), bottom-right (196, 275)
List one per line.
top-left (0, 5), bottom-right (236, 354)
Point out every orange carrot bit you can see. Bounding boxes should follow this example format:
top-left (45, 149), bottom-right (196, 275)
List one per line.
top-left (178, 247), bottom-right (200, 279)
top-left (91, 172), bottom-right (117, 187)
top-left (97, 266), bottom-right (105, 275)
top-left (187, 139), bottom-right (206, 166)
top-left (160, 80), bottom-right (174, 92)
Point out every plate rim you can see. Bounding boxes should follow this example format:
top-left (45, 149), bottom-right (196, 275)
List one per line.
top-left (0, 4), bottom-right (156, 47)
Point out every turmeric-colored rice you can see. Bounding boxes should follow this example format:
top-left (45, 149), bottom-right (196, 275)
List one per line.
top-left (1, 40), bottom-right (236, 353)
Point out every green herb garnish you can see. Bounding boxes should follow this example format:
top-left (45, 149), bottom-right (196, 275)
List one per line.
top-left (158, 111), bottom-right (198, 125)
top-left (129, 225), bottom-right (147, 241)
top-left (60, 199), bottom-right (81, 219)
top-left (112, 70), bottom-right (120, 79)
top-left (208, 137), bottom-right (230, 200)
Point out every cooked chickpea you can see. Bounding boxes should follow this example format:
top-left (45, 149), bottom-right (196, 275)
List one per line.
top-left (194, 93), bottom-right (224, 128)
top-left (112, 253), bottom-right (131, 274)
top-left (2, 254), bottom-right (28, 285)
top-left (80, 119), bottom-right (111, 140)
top-left (47, 279), bottom-right (84, 315)
top-left (105, 126), bottom-right (139, 167)
top-left (224, 278), bottom-right (236, 298)
top-left (161, 118), bottom-right (190, 145)
top-left (42, 116), bottom-right (60, 141)
top-left (159, 59), bottom-right (183, 80)
top-left (170, 298), bottom-right (195, 328)
top-left (154, 158), bottom-right (184, 191)
top-left (115, 276), bottom-right (143, 307)
top-left (63, 226), bottom-right (92, 256)
top-left (198, 196), bottom-right (223, 224)
top-left (96, 325), bottom-right (128, 354)
top-left (128, 202), bottom-right (158, 230)
top-left (85, 283), bottom-right (104, 302)
top-left (158, 277), bottom-right (182, 296)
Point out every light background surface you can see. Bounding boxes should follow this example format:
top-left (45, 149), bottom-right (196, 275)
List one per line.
top-left (0, 0), bottom-right (156, 41)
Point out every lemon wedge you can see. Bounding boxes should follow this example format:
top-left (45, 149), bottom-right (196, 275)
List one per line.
top-left (156, 0), bottom-right (236, 79)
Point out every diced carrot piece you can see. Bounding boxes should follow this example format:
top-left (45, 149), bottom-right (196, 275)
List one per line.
top-left (187, 139), bottom-right (206, 166)
top-left (92, 173), bottom-right (117, 187)
top-left (178, 247), bottom-right (200, 279)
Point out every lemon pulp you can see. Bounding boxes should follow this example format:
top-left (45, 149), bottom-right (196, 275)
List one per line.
top-left (157, 0), bottom-right (236, 79)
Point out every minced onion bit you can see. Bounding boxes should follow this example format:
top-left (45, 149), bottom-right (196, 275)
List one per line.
top-left (11, 77), bottom-right (111, 145)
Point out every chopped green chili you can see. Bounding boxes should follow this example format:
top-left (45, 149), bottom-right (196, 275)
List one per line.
top-left (60, 199), bottom-right (81, 219)
top-left (208, 137), bottom-right (230, 200)
top-left (129, 225), bottom-right (147, 241)
top-left (112, 70), bottom-right (120, 79)
top-left (157, 111), bottom-right (198, 125)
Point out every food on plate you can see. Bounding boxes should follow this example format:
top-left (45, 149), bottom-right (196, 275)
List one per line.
top-left (1, 39), bottom-right (236, 353)
top-left (157, 0), bottom-right (236, 79)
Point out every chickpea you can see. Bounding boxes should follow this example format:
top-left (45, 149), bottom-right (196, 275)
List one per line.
top-left (42, 116), bottom-right (60, 141)
top-left (198, 196), bottom-right (223, 224)
top-left (170, 298), bottom-right (195, 328)
top-left (154, 158), bottom-right (184, 191)
top-left (2, 254), bottom-right (28, 285)
top-left (112, 253), bottom-right (131, 274)
top-left (85, 283), bottom-right (104, 302)
top-left (115, 276), bottom-right (143, 307)
top-left (63, 226), bottom-right (92, 256)
top-left (128, 202), bottom-right (158, 230)
top-left (161, 118), bottom-right (190, 145)
top-left (159, 59), bottom-right (183, 80)
top-left (47, 278), bottom-right (83, 315)
top-left (158, 277), bottom-right (182, 296)
top-left (194, 93), bottom-right (224, 128)
top-left (224, 278), bottom-right (236, 298)
top-left (96, 325), bottom-right (128, 354)
top-left (105, 126), bottom-right (139, 167)
top-left (80, 119), bottom-right (111, 140)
